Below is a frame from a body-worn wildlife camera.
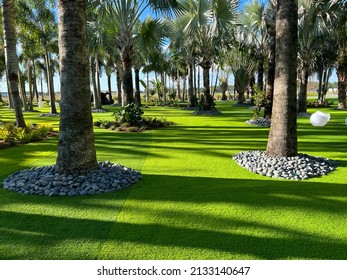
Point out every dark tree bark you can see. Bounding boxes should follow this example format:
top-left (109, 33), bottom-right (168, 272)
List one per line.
top-left (264, 23), bottom-right (276, 119)
top-left (201, 59), bottom-right (213, 110)
top-left (134, 68), bottom-right (141, 106)
top-left (2, 0), bottom-right (26, 128)
top-left (121, 52), bottom-right (134, 105)
top-left (27, 59), bottom-right (34, 110)
top-left (337, 52), bottom-right (347, 110)
top-left (115, 66), bottom-right (122, 105)
top-left (44, 51), bottom-right (57, 114)
top-left (266, 0), bottom-right (298, 157)
top-left (176, 70), bottom-right (181, 101)
top-left (188, 62), bottom-right (196, 107)
top-left (297, 62), bottom-right (309, 113)
top-left (90, 56), bottom-right (101, 109)
top-left (56, 0), bottom-right (97, 173)
top-left (107, 73), bottom-right (112, 100)
top-left (257, 55), bottom-right (264, 92)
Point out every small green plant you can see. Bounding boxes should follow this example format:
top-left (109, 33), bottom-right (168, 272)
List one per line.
top-left (13, 127), bottom-right (32, 143)
top-left (29, 130), bottom-right (42, 142)
top-left (36, 124), bottom-right (54, 137)
top-left (252, 85), bottom-right (267, 120)
top-left (4, 122), bottom-right (16, 133)
top-left (0, 128), bottom-right (11, 142)
top-left (117, 103), bottom-right (144, 124)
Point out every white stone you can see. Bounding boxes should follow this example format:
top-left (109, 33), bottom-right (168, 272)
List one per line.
top-left (310, 111), bottom-right (330, 126)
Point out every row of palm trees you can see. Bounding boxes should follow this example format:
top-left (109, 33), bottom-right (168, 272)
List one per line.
top-left (1, 0), bottom-right (346, 115)
top-left (1, 0), bottom-right (346, 172)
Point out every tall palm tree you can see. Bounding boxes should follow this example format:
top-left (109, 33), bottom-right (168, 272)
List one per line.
top-left (2, 0), bottom-right (26, 128)
top-left (297, 0), bottom-right (339, 113)
top-left (242, 0), bottom-right (268, 92)
top-left (334, 2), bottom-right (347, 109)
top-left (93, 0), bottom-right (179, 105)
top-left (174, 0), bottom-right (238, 110)
top-left (266, 0), bottom-right (298, 157)
top-left (56, 0), bottom-right (97, 173)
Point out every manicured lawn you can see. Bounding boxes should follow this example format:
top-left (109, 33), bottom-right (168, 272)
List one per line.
top-left (1, 102), bottom-right (347, 259)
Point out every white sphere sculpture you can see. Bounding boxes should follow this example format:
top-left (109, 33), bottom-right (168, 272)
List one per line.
top-left (310, 111), bottom-right (330, 126)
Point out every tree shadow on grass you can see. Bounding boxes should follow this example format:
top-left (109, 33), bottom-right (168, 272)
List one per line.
top-left (1, 175), bottom-right (347, 260)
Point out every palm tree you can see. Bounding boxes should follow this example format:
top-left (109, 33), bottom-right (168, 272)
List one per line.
top-left (56, 0), bottom-right (97, 173)
top-left (2, 0), bottom-right (26, 128)
top-left (94, 0), bottom-right (179, 105)
top-left (174, 0), bottom-right (238, 110)
top-left (297, 0), bottom-right (338, 113)
top-left (242, 0), bottom-right (269, 92)
top-left (266, 0), bottom-right (298, 157)
top-left (334, 2), bottom-right (347, 109)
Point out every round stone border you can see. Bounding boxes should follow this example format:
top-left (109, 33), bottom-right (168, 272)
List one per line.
top-left (245, 118), bottom-right (271, 127)
top-left (193, 109), bottom-right (222, 116)
top-left (233, 150), bottom-right (338, 180)
top-left (2, 161), bottom-right (142, 196)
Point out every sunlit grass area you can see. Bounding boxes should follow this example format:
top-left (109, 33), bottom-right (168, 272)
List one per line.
top-left (1, 102), bottom-right (347, 259)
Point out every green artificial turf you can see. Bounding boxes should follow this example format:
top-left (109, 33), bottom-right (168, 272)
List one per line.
top-left (1, 102), bottom-right (347, 259)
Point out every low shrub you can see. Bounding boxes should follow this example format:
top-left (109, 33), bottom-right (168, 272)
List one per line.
top-left (36, 123), bottom-right (54, 137)
top-left (0, 128), bottom-right (11, 142)
top-left (116, 103), bottom-right (144, 124)
top-left (13, 127), bottom-right (32, 143)
top-left (307, 100), bottom-right (333, 108)
top-left (0, 121), bottom-right (56, 147)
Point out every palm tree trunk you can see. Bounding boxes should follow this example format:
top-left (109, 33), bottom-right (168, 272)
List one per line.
top-left (317, 67), bottom-right (323, 102)
top-left (297, 63), bottom-right (309, 113)
top-left (107, 73), bottom-right (112, 98)
top-left (266, 0), bottom-right (298, 157)
top-left (121, 53), bottom-right (134, 105)
top-left (116, 66), bottom-right (122, 105)
top-left (90, 56), bottom-right (101, 109)
top-left (95, 56), bottom-right (102, 108)
top-left (40, 74), bottom-right (44, 101)
top-left (56, 0), bottom-right (97, 173)
top-left (44, 50), bottom-right (57, 114)
top-left (6, 77), bottom-right (13, 108)
top-left (201, 59), bottom-right (213, 110)
top-left (264, 24), bottom-right (276, 119)
top-left (32, 60), bottom-right (39, 103)
top-left (337, 53), bottom-right (347, 110)
top-left (176, 70), bottom-right (181, 101)
top-left (257, 55), bottom-right (264, 92)
top-left (18, 71), bottom-right (28, 111)
top-left (134, 68), bottom-right (141, 106)
top-left (182, 75), bottom-right (186, 101)
top-left (2, 0), bottom-right (26, 128)
top-left (197, 66), bottom-right (201, 99)
top-left (146, 71), bottom-right (149, 102)
top-left (212, 65), bottom-right (219, 98)
top-left (188, 61), bottom-right (196, 107)
top-left (27, 59), bottom-right (34, 110)
top-left (161, 73), bottom-right (166, 102)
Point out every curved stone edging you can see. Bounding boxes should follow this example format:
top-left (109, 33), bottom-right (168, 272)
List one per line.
top-left (2, 161), bottom-right (142, 196)
top-left (233, 150), bottom-right (338, 180)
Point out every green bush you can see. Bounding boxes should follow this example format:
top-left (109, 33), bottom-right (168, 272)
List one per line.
top-left (253, 85), bottom-right (267, 120)
top-left (0, 128), bottom-right (11, 142)
top-left (13, 127), bottom-right (32, 144)
top-left (36, 123), bottom-right (54, 137)
top-left (117, 103), bottom-right (144, 124)
top-left (29, 130), bottom-right (42, 141)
